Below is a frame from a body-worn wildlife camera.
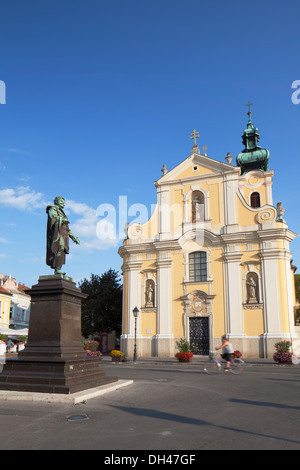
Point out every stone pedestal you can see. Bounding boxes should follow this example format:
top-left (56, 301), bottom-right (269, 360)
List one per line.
top-left (0, 276), bottom-right (117, 394)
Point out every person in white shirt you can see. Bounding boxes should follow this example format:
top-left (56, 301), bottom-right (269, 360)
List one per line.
top-left (216, 335), bottom-right (234, 371)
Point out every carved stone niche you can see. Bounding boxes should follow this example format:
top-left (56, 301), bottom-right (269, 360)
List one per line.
top-left (145, 279), bottom-right (155, 308)
top-left (246, 271), bottom-right (259, 304)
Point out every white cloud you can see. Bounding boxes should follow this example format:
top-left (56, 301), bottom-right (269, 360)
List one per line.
top-left (0, 188), bottom-right (120, 252)
top-left (5, 148), bottom-right (31, 156)
top-left (0, 237), bottom-right (11, 244)
top-left (66, 199), bottom-right (120, 251)
top-left (0, 186), bottom-right (49, 210)
top-left (16, 175), bottom-right (32, 183)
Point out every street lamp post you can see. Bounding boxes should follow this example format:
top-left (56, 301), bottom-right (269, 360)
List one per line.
top-left (132, 306), bottom-right (139, 362)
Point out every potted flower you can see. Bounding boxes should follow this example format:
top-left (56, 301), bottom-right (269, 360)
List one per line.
top-left (233, 350), bottom-right (242, 358)
top-left (86, 349), bottom-right (102, 358)
top-left (273, 340), bottom-right (293, 364)
top-left (83, 340), bottom-right (102, 358)
top-left (110, 350), bottom-right (125, 362)
top-left (175, 338), bottom-right (196, 363)
top-left (175, 351), bottom-right (194, 362)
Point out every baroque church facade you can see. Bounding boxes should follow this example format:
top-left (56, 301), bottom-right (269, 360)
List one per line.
top-left (118, 111), bottom-right (298, 358)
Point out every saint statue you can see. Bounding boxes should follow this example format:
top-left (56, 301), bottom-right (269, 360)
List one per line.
top-left (46, 196), bottom-right (80, 275)
top-left (192, 191), bottom-right (204, 222)
top-left (246, 275), bottom-right (257, 303)
top-left (146, 281), bottom-right (154, 307)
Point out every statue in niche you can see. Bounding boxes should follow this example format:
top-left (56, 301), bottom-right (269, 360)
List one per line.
top-left (246, 273), bottom-right (258, 304)
top-left (145, 280), bottom-right (155, 307)
top-left (46, 196), bottom-right (80, 275)
top-left (192, 191), bottom-right (204, 222)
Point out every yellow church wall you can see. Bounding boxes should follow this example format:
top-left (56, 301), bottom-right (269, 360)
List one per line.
top-left (240, 245), bottom-right (261, 264)
top-left (141, 259), bottom-right (157, 271)
top-left (138, 203), bottom-right (158, 239)
top-left (185, 283), bottom-right (210, 297)
top-left (210, 247), bottom-right (226, 337)
top-left (141, 311), bottom-right (157, 336)
top-left (243, 309), bottom-right (264, 336)
top-left (0, 293), bottom-right (11, 329)
top-left (237, 195), bottom-right (257, 226)
top-left (209, 183), bottom-right (221, 225)
top-left (172, 252), bottom-right (185, 337)
top-left (177, 164), bottom-right (215, 180)
top-left (170, 187), bottom-right (184, 235)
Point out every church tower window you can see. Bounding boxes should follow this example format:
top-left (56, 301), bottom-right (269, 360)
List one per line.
top-left (250, 191), bottom-right (261, 208)
top-left (189, 252), bottom-right (207, 282)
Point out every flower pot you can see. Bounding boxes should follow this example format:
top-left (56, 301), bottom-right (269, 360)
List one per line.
top-left (111, 356), bottom-right (124, 362)
top-left (178, 358), bottom-right (192, 363)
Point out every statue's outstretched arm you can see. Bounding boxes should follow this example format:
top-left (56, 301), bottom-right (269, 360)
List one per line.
top-left (69, 231), bottom-right (80, 245)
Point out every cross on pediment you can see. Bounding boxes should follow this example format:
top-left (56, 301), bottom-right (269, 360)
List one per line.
top-left (190, 129), bottom-right (199, 146)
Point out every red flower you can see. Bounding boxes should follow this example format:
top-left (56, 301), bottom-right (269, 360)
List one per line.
top-left (233, 350), bottom-right (242, 358)
top-left (175, 352), bottom-right (194, 361)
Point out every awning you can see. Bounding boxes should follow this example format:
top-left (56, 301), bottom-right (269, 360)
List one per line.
top-left (0, 327), bottom-right (28, 336)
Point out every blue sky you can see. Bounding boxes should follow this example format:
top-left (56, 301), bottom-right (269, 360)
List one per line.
top-left (0, 0), bottom-right (299, 287)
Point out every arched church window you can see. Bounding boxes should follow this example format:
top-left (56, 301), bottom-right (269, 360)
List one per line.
top-left (250, 192), bottom-right (261, 208)
top-left (192, 191), bottom-right (205, 222)
top-left (189, 252), bottom-right (207, 282)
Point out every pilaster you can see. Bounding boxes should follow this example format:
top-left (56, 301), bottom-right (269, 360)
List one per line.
top-left (223, 248), bottom-right (244, 338)
top-left (155, 253), bottom-right (173, 356)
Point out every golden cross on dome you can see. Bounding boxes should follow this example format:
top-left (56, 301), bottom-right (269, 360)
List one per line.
top-left (245, 101), bottom-right (253, 116)
top-left (190, 129), bottom-right (199, 146)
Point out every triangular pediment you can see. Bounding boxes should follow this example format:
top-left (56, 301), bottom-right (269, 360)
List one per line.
top-left (156, 152), bottom-right (237, 185)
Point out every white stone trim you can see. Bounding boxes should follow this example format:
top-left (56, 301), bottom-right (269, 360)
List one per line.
top-left (156, 255), bottom-right (172, 338)
top-left (223, 250), bottom-right (244, 336)
top-left (259, 250), bottom-right (282, 336)
top-left (248, 190), bottom-right (261, 207)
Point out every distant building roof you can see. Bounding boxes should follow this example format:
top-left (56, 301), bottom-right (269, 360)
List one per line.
top-left (0, 286), bottom-right (12, 296)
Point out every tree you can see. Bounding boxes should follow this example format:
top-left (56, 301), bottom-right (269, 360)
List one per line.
top-left (295, 274), bottom-right (300, 303)
top-left (79, 269), bottom-right (122, 338)
top-left (295, 274), bottom-right (300, 324)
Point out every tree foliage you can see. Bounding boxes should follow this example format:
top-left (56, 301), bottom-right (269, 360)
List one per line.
top-left (295, 274), bottom-right (300, 303)
top-left (79, 269), bottom-right (122, 338)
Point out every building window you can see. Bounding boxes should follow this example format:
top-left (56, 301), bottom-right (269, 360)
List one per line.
top-left (250, 192), bottom-right (261, 208)
top-left (192, 191), bottom-right (205, 222)
top-left (189, 252), bottom-right (207, 282)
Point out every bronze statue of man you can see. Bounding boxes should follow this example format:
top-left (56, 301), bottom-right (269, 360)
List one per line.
top-left (46, 196), bottom-right (80, 275)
